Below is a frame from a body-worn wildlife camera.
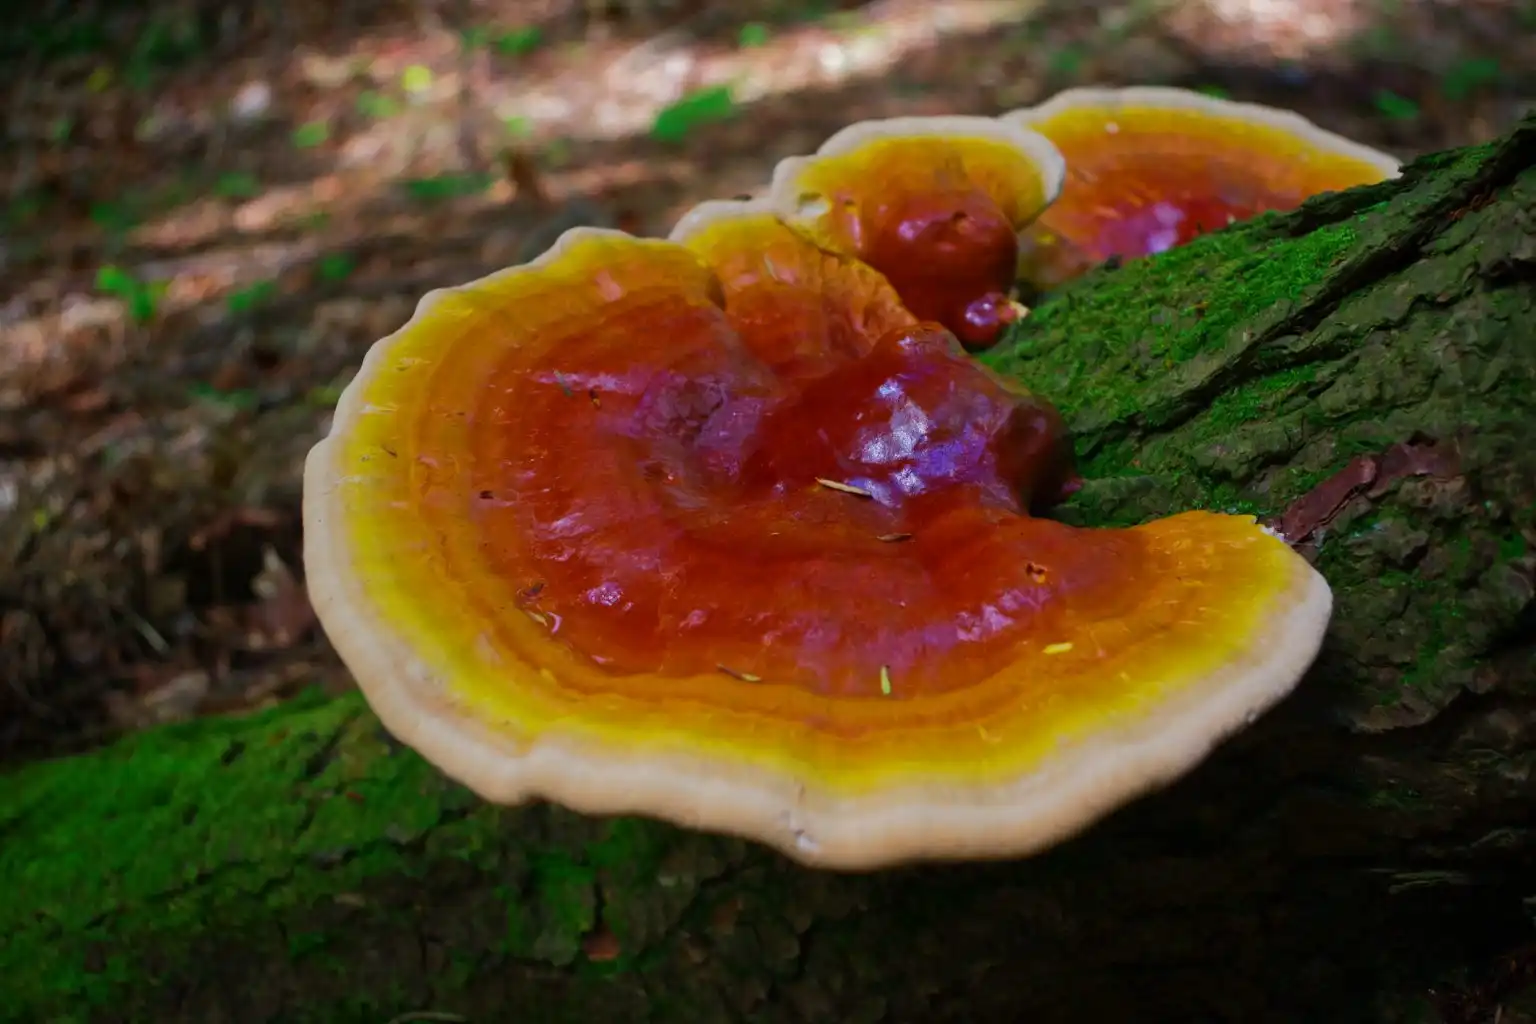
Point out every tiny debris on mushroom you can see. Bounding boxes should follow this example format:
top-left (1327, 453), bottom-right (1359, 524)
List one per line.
top-left (816, 478), bottom-right (875, 498)
top-left (1001, 86), bottom-right (1401, 291)
top-left (304, 139), bottom-right (1334, 872)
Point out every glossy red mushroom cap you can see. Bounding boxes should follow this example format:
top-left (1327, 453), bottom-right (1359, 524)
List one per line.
top-left (768, 115), bottom-right (1066, 350)
top-left (304, 158), bottom-right (1333, 871)
top-left (1003, 86), bottom-right (1400, 289)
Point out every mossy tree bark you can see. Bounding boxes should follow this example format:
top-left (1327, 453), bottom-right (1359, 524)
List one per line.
top-left (5, 118), bottom-right (1535, 1024)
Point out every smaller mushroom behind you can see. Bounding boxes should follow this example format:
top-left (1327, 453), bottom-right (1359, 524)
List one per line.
top-left (767, 115), bottom-right (1066, 351)
top-left (1001, 86), bottom-right (1401, 291)
top-left (669, 197), bottom-right (919, 380)
top-left (670, 201), bottom-right (1083, 510)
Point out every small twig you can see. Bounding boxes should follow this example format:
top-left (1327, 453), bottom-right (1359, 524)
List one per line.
top-left (384, 1012), bottom-right (468, 1024)
top-left (815, 478), bottom-right (872, 498)
top-left (123, 609), bottom-right (171, 656)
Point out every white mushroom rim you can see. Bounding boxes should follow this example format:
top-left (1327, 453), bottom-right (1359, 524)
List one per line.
top-left (1001, 85), bottom-right (1402, 180)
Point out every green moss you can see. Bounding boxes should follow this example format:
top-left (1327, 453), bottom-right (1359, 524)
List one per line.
top-left (984, 216), bottom-right (1358, 439)
top-left (0, 673), bottom-right (758, 1015)
top-left (0, 690), bottom-right (605, 1017)
top-left (1363, 782), bottom-right (1426, 813)
top-left (1200, 363), bottom-right (1325, 427)
top-left (1499, 531), bottom-right (1529, 560)
top-left (977, 213), bottom-right (1396, 529)
top-left (589, 816), bottom-right (671, 875)
top-left (1398, 618), bottom-right (1452, 696)
top-left (287, 929), bottom-right (331, 959)
top-left (525, 855), bottom-right (598, 963)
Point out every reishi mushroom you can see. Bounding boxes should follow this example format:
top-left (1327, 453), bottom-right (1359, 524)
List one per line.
top-left (670, 201), bottom-right (1084, 511)
top-left (304, 121), bottom-right (1335, 871)
top-left (767, 115), bottom-right (1066, 350)
top-left (1002, 86), bottom-right (1401, 290)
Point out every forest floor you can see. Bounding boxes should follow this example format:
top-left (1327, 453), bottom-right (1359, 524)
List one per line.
top-left (1, 0), bottom-right (1532, 762)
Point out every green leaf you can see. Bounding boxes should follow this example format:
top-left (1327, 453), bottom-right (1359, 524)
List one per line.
top-left (1047, 45), bottom-right (1085, 78)
top-left (5, 192), bottom-right (45, 227)
top-left (399, 173), bottom-right (495, 202)
top-left (187, 381), bottom-right (259, 410)
top-left (1440, 57), bottom-right (1501, 102)
top-left (356, 91), bottom-right (399, 119)
top-left (95, 265), bottom-right (137, 295)
top-left (1373, 90), bottom-right (1419, 121)
top-left (502, 114), bottom-right (533, 138)
top-left (90, 201), bottom-right (139, 234)
top-left (650, 85), bottom-right (736, 144)
top-left (214, 172), bottom-right (261, 199)
top-left (93, 268), bottom-right (163, 324)
top-left (292, 120), bottom-right (330, 148)
top-left (543, 137), bottom-right (574, 168)
top-left (494, 26), bottom-right (543, 56)
top-left (316, 253), bottom-right (356, 283)
top-left (127, 289), bottom-right (158, 324)
top-left (401, 64), bottom-right (434, 95)
top-left (738, 22), bottom-right (770, 48)
top-left (124, 61), bottom-right (157, 92)
top-left (305, 384), bottom-right (345, 407)
top-left (131, 15), bottom-right (203, 70)
top-left (226, 280), bottom-right (278, 314)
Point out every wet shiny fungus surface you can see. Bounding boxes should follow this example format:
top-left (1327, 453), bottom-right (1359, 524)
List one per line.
top-left (1012, 98), bottom-right (1398, 289)
top-left (327, 211), bottom-right (1316, 770)
top-left (782, 133), bottom-right (1058, 350)
top-left (431, 217), bottom-right (1096, 696)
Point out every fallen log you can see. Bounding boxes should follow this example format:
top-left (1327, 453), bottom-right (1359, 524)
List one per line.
top-left (4, 115), bottom-right (1534, 1024)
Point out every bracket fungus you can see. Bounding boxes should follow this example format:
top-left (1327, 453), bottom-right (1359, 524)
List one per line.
top-left (767, 115), bottom-right (1066, 351)
top-left (305, 137), bottom-right (1334, 872)
top-left (1002, 86), bottom-right (1401, 290)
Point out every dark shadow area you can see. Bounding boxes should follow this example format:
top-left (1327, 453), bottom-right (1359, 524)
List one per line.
top-left (1, 0), bottom-right (417, 69)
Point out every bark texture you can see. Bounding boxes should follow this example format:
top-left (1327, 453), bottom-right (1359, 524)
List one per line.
top-left (4, 117), bottom-right (1535, 1024)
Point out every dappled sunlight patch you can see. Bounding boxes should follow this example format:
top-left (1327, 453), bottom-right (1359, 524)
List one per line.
top-left (476, 0), bottom-right (1042, 144)
top-left (1, 147), bottom-right (701, 402)
top-left (1162, 0), bottom-right (1370, 65)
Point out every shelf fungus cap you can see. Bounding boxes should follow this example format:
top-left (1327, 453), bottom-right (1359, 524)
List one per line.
top-left (304, 210), bottom-right (1333, 871)
top-left (767, 115), bottom-right (1066, 350)
top-left (1002, 86), bottom-right (1401, 288)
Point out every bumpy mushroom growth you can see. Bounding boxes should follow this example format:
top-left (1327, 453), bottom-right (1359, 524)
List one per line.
top-left (768, 116), bottom-right (1066, 350)
top-left (1002, 86), bottom-right (1401, 290)
top-left (304, 198), bottom-right (1333, 871)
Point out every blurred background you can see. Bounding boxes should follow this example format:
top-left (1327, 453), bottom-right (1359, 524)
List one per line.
top-left (1, 0), bottom-right (1531, 764)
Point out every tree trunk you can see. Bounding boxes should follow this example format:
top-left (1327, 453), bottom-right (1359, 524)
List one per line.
top-left (5, 117), bottom-right (1535, 1024)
